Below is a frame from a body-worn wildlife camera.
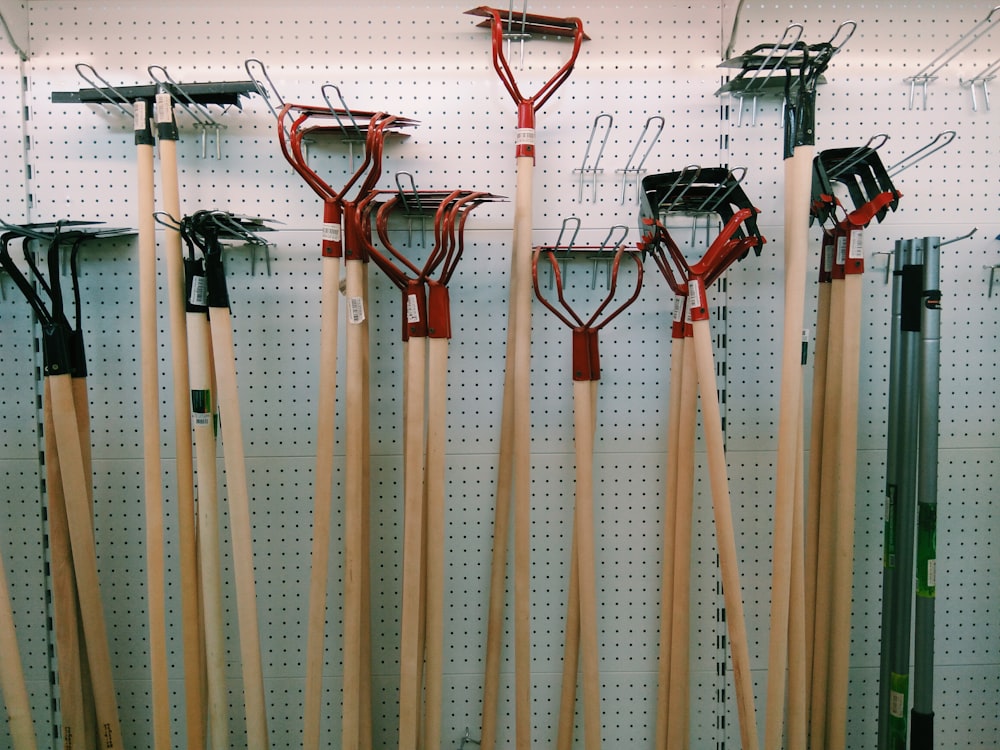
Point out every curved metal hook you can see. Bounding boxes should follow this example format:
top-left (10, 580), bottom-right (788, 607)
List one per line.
top-left (74, 62), bottom-right (134, 117)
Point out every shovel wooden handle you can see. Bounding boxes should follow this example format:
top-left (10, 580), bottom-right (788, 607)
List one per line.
top-left (303, 255), bottom-right (340, 750)
top-left (666, 333), bottom-right (698, 750)
top-left (187, 308), bottom-right (229, 750)
top-left (397, 335), bottom-right (427, 750)
top-left (691, 319), bottom-right (759, 750)
top-left (158, 128), bottom-right (205, 750)
top-left (423, 336), bottom-right (449, 750)
top-left (765, 144), bottom-right (814, 749)
top-left (0, 544), bottom-right (36, 750)
top-left (209, 309), bottom-right (269, 750)
top-left (42, 380), bottom-right (88, 749)
top-left (49, 373), bottom-right (124, 750)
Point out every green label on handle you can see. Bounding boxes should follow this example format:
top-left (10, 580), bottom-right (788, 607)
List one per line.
top-left (888, 672), bottom-right (909, 748)
top-left (916, 503), bottom-right (937, 597)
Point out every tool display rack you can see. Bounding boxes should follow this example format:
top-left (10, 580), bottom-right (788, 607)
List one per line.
top-left (0, 1), bottom-right (997, 748)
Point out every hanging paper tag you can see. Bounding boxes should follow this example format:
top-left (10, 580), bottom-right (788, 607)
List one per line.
top-left (673, 295), bottom-right (684, 323)
top-left (406, 293), bottom-right (421, 324)
top-left (189, 275), bottom-right (208, 307)
top-left (889, 690), bottom-right (904, 718)
top-left (515, 128), bottom-right (536, 146)
top-left (134, 100), bottom-right (147, 131)
top-left (836, 235), bottom-right (848, 266)
top-left (848, 228), bottom-right (864, 260)
top-left (687, 279), bottom-right (702, 313)
top-left (322, 223), bottom-right (341, 242)
top-left (348, 296), bottom-right (365, 324)
top-left (154, 92), bottom-right (173, 124)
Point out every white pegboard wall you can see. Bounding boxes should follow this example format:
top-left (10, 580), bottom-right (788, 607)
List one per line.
top-left (0, 2), bottom-right (996, 749)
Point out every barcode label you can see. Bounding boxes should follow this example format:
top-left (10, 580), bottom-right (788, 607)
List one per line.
top-left (836, 235), bottom-right (848, 265)
top-left (406, 293), bottom-right (421, 323)
top-left (322, 223), bottom-right (341, 242)
top-left (154, 92), bottom-right (172, 124)
top-left (134, 100), bottom-right (147, 131)
top-left (193, 413), bottom-right (213, 427)
top-left (927, 559), bottom-right (936, 588)
top-left (348, 296), bottom-right (365, 324)
top-left (189, 275), bottom-right (207, 306)
top-left (849, 229), bottom-right (864, 260)
top-left (673, 296), bottom-right (684, 323)
top-left (515, 128), bottom-right (536, 146)
top-left (889, 690), bottom-right (904, 718)
top-left (688, 279), bottom-right (702, 312)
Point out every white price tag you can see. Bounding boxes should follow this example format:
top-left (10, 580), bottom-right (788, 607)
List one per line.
top-left (348, 296), bottom-right (365, 324)
top-left (189, 275), bottom-right (208, 307)
top-left (687, 279), bottom-right (702, 312)
top-left (406, 293), bottom-right (421, 324)
top-left (154, 92), bottom-right (172, 124)
top-left (927, 559), bottom-right (936, 588)
top-left (322, 223), bottom-right (341, 242)
top-left (192, 413), bottom-right (213, 427)
top-left (673, 295), bottom-right (684, 323)
top-left (889, 690), bottom-right (904, 718)
top-left (515, 128), bottom-right (536, 146)
top-left (134, 100), bottom-right (147, 131)
top-left (848, 229), bottom-right (864, 260)
top-left (836, 235), bottom-right (848, 266)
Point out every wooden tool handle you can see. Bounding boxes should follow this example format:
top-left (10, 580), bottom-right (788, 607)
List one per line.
top-left (666, 336), bottom-right (698, 750)
top-left (42, 380), bottom-right (88, 748)
top-left (654, 335), bottom-right (685, 750)
top-left (49, 374), bottom-right (124, 750)
top-left (0, 544), bottom-right (37, 750)
top-left (303, 256), bottom-right (340, 750)
top-left (209, 310), bottom-right (270, 750)
top-left (342, 258), bottom-right (367, 750)
top-left (765, 144), bottom-right (814, 749)
top-left (397, 335), bottom-right (428, 750)
top-left (422, 336), bottom-right (450, 750)
top-left (691, 321), bottom-right (759, 750)
top-left (824, 272), bottom-right (864, 750)
top-left (511, 155), bottom-right (536, 750)
top-left (187, 309), bottom-right (229, 750)
top-left (158, 134), bottom-right (205, 750)
top-left (809, 274), bottom-right (846, 750)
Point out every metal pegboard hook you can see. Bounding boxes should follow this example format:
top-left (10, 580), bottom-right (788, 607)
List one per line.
top-left (906, 5), bottom-right (1000, 109)
top-left (244, 58), bottom-right (285, 116)
top-left (886, 130), bottom-right (956, 177)
top-left (74, 62), bottom-right (134, 118)
top-left (549, 215), bottom-right (581, 289)
top-left (826, 19), bottom-right (858, 54)
top-left (148, 65), bottom-right (225, 158)
top-left (592, 224), bottom-right (629, 289)
top-left (574, 113), bottom-right (613, 202)
top-left (735, 23), bottom-right (804, 126)
top-left (394, 171), bottom-right (429, 247)
top-left (618, 115), bottom-right (665, 204)
top-left (940, 227), bottom-right (977, 246)
top-left (960, 55), bottom-right (1000, 111)
top-left (320, 83), bottom-right (365, 164)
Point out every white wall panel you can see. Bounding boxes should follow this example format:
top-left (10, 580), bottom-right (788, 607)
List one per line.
top-left (0, 1), bottom-right (995, 749)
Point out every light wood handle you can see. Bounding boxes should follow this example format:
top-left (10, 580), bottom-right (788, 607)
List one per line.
top-left (209, 309), bottom-right (269, 750)
top-left (422, 336), bottom-right (450, 750)
top-left (50, 373), bottom-right (124, 750)
top-left (188, 309), bottom-right (229, 750)
top-left (0, 543), bottom-right (37, 750)
top-left (666, 335), bottom-right (698, 750)
top-left (303, 256), bottom-right (340, 750)
top-left (397, 335), bottom-right (428, 750)
top-left (765, 144), bottom-right (813, 749)
top-left (691, 320), bottom-right (759, 750)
